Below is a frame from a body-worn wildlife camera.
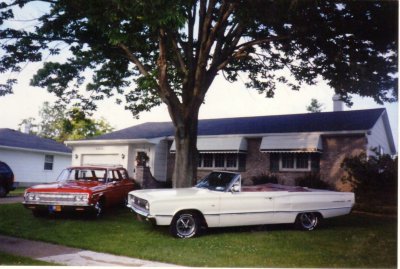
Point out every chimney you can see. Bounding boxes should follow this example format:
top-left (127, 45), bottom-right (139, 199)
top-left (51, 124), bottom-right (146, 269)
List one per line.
top-left (332, 94), bottom-right (343, 112)
top-left (23, 123), bottom-right (31, 134)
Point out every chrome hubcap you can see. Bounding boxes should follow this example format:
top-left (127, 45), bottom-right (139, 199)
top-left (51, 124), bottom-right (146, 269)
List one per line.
top-left (176, 214), bottom-right (195, 237)
top-left (300, 213), bottom-right (317, 229)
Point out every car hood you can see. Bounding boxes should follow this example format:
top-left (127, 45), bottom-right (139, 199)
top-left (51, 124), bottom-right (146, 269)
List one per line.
top-left (26, 181), bottom-right (106, 193)
top-left (129, 187), bottom-right (215, 202)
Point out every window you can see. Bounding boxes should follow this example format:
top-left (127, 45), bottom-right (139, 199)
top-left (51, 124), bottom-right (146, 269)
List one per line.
top-left (296, 154), bottom-right (309, 169)
top-left (281, 154), bottom-right (295, 169)
top-left (226, 154), bottom-right (237, 168)
top-left (203, 154), bottom-right (213, 168)
top-left (44, 155), bottom-right (54, 170)
top-left (197, 153), bottom-right (245, 170)
top-left (214, 154), bottom-right (225, 168)
top-left (270, 153), bottom-right (320, 172)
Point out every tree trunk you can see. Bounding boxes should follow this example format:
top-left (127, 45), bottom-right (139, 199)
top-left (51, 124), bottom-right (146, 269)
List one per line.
top-left (172, 112), bottom-right (199, 188)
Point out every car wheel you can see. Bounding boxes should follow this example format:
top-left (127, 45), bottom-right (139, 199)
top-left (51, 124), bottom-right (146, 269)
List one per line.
top-left (170, 212), bottom-right (200, 239)
top-left (295, 212), bottom-right (319, 231)
top-left (93, 200), bottom-right (104, 218)
top-left (0, 186), bottom-right (7, 197)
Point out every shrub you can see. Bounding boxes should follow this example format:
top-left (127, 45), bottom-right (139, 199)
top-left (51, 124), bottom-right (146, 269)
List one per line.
top-left (251, 173), bottom-right (279, 185)
top-left (341, 150), bottom-right (397, 206)
top-left (295, 173), bottom-right (333, 190)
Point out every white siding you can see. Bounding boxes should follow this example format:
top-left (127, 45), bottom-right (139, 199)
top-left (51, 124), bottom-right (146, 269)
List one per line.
top-left (0, 148), bottom-right (71, 185)
top-left (367, 116), bottom-right (393, 155)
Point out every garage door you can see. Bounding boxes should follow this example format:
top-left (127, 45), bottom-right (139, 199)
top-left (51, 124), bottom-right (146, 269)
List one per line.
top-left (81, 154), bottom-right (122, 166)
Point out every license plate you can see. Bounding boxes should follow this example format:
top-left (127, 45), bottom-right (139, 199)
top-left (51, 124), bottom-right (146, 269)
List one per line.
top-left (50, 205), bottom-right (62, 212)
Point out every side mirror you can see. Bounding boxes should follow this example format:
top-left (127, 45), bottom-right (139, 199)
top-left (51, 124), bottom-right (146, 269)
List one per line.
top-left (231, 184), bottom-right (241, 193)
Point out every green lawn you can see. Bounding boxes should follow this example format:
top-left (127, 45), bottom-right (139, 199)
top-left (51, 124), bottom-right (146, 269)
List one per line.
top-left (0, 251), bottom-right (57, 266)
top-left (9, 187), bottom-right (26, 196)
top-left (0, 203), bottom-right (396, 268)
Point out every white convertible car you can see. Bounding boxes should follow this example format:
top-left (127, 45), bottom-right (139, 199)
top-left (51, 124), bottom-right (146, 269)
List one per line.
top-left (127, 171), bottom-right (354, 238)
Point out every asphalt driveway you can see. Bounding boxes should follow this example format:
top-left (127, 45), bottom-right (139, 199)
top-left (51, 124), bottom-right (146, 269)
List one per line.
top-left (0, 195), bottom-right (23, 204)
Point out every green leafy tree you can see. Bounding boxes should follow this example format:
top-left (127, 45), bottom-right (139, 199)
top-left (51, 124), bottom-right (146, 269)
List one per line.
top-left (1, 1), bottom-right (397, 187)
top-left (18, 103), bottom-right (113, 142)
top-left (306, 98), bottom-right (324, 113)
top-left (341, 150), bottom-right (398, 207)
top-left (37, 101), bottom-right (66, 139)
top-left (60, 108), bottom-right (114, 142)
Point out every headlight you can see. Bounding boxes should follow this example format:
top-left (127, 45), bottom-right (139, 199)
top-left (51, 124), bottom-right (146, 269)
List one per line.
top-left (144, 201), bottom-right (150, 211)
top-left (25, 192), bottom-right (38, 201)
top-left (74, 194), bottom-right (89, 202)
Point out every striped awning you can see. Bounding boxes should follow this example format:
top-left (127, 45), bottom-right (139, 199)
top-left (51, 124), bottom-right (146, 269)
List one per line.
top-left (260, 133), bottom-right (322, 153)
top-left (170, 136), bottom-right (247, 153)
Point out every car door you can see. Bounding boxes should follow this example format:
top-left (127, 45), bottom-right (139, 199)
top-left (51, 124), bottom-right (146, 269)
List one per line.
top-left (218, 190), bottom-right (275, 227)
top-left (104, 170), bottom-right (124, 205)
top-left (117, 169), bottom-right (135, 199)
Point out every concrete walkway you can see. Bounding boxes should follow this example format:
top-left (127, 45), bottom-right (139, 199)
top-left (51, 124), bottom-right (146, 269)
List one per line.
top-left (0, 235), bottom-right (181, 267)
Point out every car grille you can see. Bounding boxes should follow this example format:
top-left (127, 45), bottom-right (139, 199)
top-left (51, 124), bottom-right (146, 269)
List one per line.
top-left (25, 192), bottom-right (88, 206)
top-left (37, 193), bottom-right (76, 203)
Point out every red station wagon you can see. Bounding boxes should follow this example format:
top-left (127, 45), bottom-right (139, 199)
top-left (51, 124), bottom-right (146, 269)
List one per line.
top-left (23, 166), bottom-right (136, 217)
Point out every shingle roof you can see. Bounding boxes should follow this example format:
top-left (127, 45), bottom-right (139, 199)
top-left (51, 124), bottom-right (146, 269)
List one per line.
top-left (92, 108), bottom-right (385, 140)
top-left (0, 129), bottom-right (72, 153)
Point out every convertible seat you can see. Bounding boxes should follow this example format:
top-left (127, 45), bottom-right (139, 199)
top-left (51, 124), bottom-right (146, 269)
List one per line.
top-left (242, 183), bottom-right (310, 192)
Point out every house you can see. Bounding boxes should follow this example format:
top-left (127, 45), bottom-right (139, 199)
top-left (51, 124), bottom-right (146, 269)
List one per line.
top-left (0, 129), bottom-right (72, 186)
top-left (65, 105), bottom-right (396, 190)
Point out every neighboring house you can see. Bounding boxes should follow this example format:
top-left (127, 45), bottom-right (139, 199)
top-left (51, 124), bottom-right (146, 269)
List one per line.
top-left (0, 129), bottom-right (72, 186)
top-left (66, 106), bottom-right (396, 190)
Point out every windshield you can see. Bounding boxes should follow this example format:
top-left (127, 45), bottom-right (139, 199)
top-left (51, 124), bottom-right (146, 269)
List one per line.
top-left (195, 172), bottom-right (239, 192)
top-left (57, 168), bottom-right (108, 182)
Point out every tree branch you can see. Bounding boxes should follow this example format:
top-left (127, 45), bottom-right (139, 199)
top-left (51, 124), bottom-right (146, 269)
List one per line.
top-left (204, 1), bottom-right (234, 56)
top-left (170, 33), bottom-right (187, 75)
top-left (235, 35), bottom-right (290, 52)
top-left (118, 43), bottom-right (149, 77)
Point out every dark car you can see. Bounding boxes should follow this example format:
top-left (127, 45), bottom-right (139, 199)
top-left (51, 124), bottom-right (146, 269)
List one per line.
top-left (0, 161), bottom-right (16, 197)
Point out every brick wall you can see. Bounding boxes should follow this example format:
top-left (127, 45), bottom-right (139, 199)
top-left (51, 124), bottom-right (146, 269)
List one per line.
top-left (320, 135), bottom-right (366, 190)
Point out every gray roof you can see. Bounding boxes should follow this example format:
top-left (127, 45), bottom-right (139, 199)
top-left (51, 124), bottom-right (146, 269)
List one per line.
top-left (92, 108), bottom-right (386, 140)
top-left (0, 129), bottom-right (72, 153)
